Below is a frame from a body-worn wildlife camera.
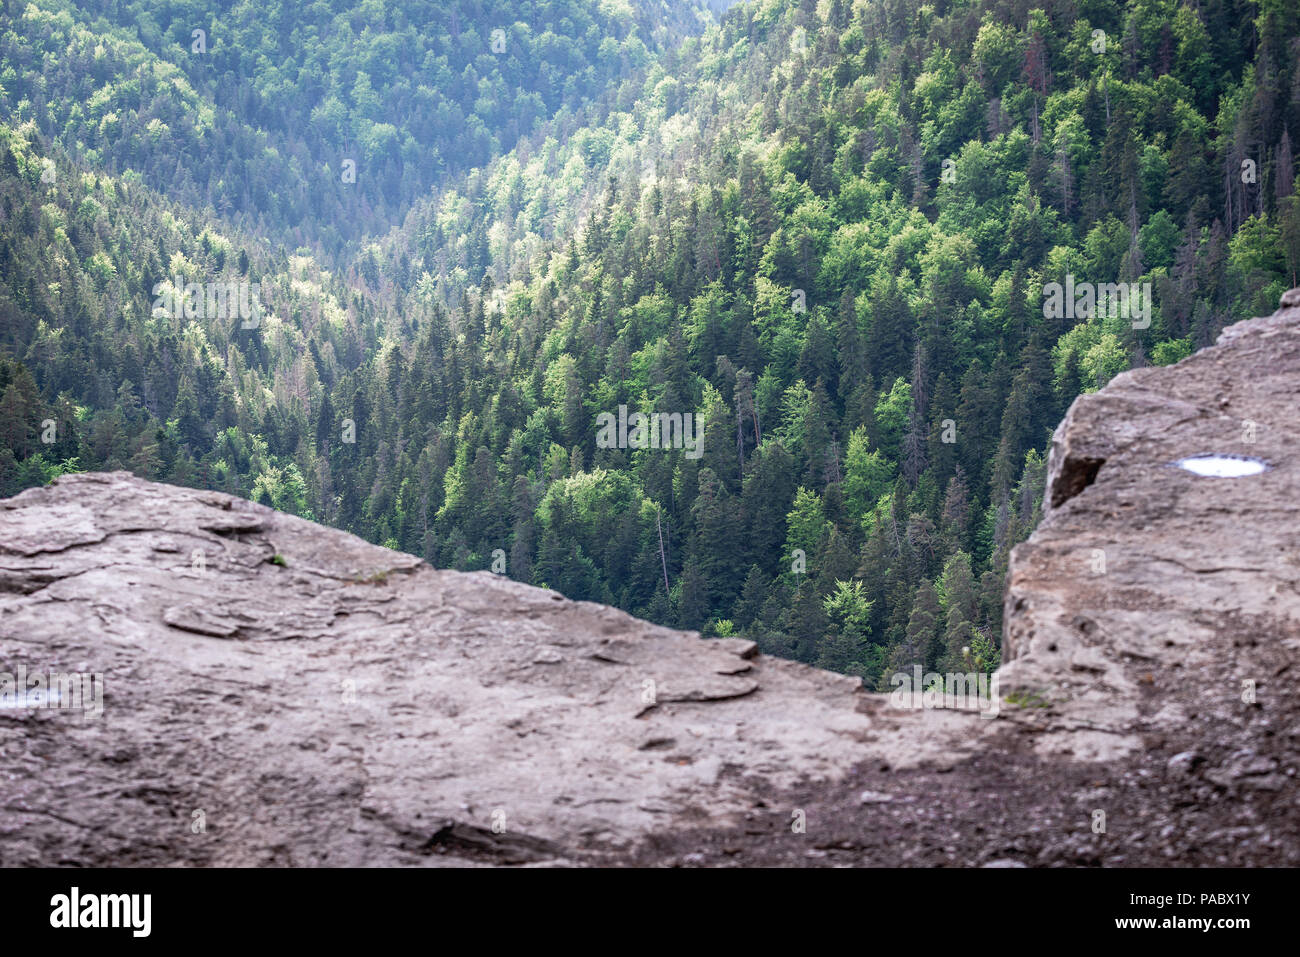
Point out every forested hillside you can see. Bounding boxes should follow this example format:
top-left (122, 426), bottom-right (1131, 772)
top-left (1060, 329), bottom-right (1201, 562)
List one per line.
top-left (2, 0), bottom-right (711, 253)
top-left (2, 0), bottom-right (1298, 688)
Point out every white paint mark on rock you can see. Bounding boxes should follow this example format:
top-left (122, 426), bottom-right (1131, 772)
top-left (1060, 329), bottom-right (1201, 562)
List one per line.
top-left (1173, 455), bottom-right (1268, 477)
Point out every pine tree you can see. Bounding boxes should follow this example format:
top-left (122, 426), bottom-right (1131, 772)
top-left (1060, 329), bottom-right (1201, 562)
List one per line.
top-left (938, 551), bottom-right (979, 672)
top-left (883, 578), bottom-right (941, 679)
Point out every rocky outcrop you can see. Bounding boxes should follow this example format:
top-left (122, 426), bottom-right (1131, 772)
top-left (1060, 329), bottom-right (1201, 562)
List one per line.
top-left (0, 470), bottom-right (975, 866)
top-left (1001, 291), bottom-right (1300, 773)
top-left (3, 293), bottom-right (1300, 867)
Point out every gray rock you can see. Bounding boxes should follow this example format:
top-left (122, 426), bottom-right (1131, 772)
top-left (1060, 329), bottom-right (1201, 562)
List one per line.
top-left (0, 471), bottom-right (900, 866)
top-left (1000, 289), bottom-right (1300, 764)
top-left (1205, 749), bottom-right (1279, 788)
top-left (1167, 751), bottom-right (1203, 775)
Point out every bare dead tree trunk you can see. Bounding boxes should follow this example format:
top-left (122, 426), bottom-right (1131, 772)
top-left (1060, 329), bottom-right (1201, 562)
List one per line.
top-left (737, 402), bottom-right (745, 484)
top-left (656, 507), bottom-right (670, 595)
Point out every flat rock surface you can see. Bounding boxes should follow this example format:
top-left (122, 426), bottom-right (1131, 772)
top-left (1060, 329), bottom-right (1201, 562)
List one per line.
top-left (0, 470), bottom-right (976, 865)
top-left (3, 295), bottom-right (1300, 866)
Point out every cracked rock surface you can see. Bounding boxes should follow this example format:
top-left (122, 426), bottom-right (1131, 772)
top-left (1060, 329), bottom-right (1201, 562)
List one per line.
top-left (1001, 291), bottom-right (1300, 765)
top-left (0, 470), bottom-right (978, 865)
top-left (3, 294), bottom-right (1300, 866)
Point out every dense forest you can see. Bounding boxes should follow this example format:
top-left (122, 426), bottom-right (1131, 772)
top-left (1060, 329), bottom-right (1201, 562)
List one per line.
top-left (2, 0), bottom-right (1299, 689)
top-left (3, 0), bottom-right (709, 253)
